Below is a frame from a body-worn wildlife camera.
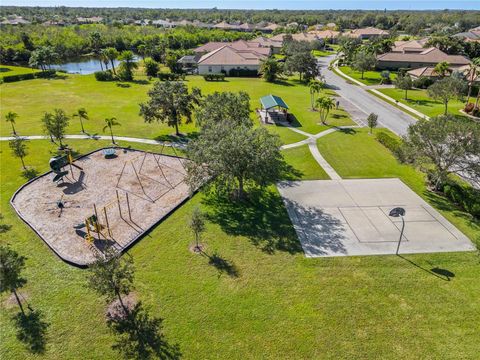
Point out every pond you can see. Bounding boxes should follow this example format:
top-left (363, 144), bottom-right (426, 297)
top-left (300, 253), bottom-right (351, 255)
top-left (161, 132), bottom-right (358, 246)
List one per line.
top-left (50, 57), bottom-right (123, 75)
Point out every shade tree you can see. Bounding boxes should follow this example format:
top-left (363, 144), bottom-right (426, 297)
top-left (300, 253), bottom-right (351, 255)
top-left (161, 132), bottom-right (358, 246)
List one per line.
top-left (427, 77), bottom-right (467, 115)
top-left (402, 115), bottom-right (480, 190)
top-left (140, 81), bottom-right (201, 136)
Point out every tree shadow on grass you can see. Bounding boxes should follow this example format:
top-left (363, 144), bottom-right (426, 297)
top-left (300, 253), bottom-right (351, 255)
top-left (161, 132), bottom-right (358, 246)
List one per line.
top-left (21, 168), bottom-right (39, 180)
top-left (337, 127), bottom-right (357, 135)
top-left (202, 189), bottom-right (302, 254)
top-left (107, 301), bottom-right (181, 360)
top-left (201, 250), bottom-right (239, 278)
top-left (12, 307), bottom-right (49, 354)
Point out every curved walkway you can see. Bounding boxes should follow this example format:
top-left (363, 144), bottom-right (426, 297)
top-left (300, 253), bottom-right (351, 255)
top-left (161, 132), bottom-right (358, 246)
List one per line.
top-left (2, 125), bottom-right (356, 181)
top-left (0, 134), bottom-right (187, 149)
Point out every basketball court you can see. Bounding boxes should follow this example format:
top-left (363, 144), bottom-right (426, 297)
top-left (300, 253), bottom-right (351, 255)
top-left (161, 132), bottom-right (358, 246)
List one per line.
top-left (277, 178), bottom-right (475, 257)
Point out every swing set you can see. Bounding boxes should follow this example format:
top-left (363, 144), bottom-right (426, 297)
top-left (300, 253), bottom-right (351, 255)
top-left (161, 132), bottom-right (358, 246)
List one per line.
top-left (84, 190), bottom-right (134, 245)
top-left (115, 147), bottom-right (187, 203)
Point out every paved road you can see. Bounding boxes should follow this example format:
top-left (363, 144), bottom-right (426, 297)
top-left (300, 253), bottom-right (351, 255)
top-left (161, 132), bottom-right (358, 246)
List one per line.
top-left (318, 55), bottom-right (416, 136)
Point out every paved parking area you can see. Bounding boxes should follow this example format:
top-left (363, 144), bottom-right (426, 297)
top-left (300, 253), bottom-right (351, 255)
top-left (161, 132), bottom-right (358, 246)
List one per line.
top-left (277, 179), bottom-right (475, 257)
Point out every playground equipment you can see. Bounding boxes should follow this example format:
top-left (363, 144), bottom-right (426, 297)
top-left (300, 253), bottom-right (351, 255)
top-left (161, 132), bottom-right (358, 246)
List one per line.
top-left (116, 149), bottom-right (186, 203)
top-left (45, 194), bottom-right (80, 218)
top-left (49, 148), bottom-right (84, 184)
top-left (84, 190), bottom-right (134, 245)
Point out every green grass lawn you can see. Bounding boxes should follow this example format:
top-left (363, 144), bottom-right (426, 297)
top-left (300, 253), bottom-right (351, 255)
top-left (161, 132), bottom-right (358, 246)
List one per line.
top-left (281, 145), bottom-right (330, 180)
top-left (0, 74), bottom-right (354, 144)
top-left (2, 138), bottom-right (480, 359)
top-left (338, 66), bottom-right (397, 86)
top-left (377, 88), bottom-right (465, 118)
top-left (312, 49), bottom-right (335, 57)
top-left (317, 127), bottom-right (480, 243)
top-left (0, 65), bottom-right (39, 79)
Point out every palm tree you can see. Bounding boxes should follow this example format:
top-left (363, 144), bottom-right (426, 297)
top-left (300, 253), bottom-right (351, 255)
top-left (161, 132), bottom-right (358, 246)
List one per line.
top-left (316, 96), bottom-right (335, 125)
top-left (100, 48), bottom-right (110, 70)
top-left (466, 57), bottom-right (480, 106)
top-left (103, 117), bottom-right (120, 144)
top-left (73, 108), bottom-right (89, 133)
top-left (309, 80), bottom-right (324, 110)
top-left (5, 111), bottom-right (18, 135)
top-left (118, 50), bottom-right (138, 81)
top-left (104, 47), bottom-right (119, 75)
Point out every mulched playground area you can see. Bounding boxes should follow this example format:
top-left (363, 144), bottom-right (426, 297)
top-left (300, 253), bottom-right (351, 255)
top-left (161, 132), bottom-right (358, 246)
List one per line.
top-left (11, 148), bottom-right (191, 266)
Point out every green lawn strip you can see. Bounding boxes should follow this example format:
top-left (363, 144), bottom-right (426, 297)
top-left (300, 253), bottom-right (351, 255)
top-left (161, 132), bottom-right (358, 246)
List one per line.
top-left (338, 66), bottom-right (397, 86)
top-left (316, 127), bottom-right (480, 244)
top-left (312, 50), bottom-right (335, 57)
top-left (281, 144), bottom-right (330, 180)
top-left (0, 65), bottom-right (39, 78)
top-left (377, 88), bottom-right (465, 118)
top-left (0, 74), bottom-right (354, 144)
top-left (1, 139), bottom-right (480, 359)
top-left (367, 89), bottom-right (424, 120)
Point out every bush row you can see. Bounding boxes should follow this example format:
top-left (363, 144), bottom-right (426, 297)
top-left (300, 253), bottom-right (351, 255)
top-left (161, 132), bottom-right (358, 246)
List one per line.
top-left (203, 73), bottom-right (225, 81)
top-left (443, 181), bottom-right (480, 218)
top-left (2, 69), bottom-right (56, 83)
top-left (158, 73), bottom-right (185, 81)
top-left (413, 76), bottom-right (435, 89)
top-left (227, 68), bottom-right (258, 77)
top-left (375, 131), bottom-right (402, 155)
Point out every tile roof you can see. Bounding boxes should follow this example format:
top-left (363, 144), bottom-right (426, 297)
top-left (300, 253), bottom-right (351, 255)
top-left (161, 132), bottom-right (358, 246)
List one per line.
top-left (197, 46), bottom-right (267, 66)
top-left (377, 47), bottom-right (471, 66)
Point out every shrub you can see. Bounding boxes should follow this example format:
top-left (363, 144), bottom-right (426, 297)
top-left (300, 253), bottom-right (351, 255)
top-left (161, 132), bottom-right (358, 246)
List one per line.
top-left (203, 73), bottom-right (225, 81)
top-left (228, 68), bottom-right (258, 77)
top-left (413, 76), bottom-right (435, 89)
top-left (94, 70), bottom-right (115, 81)
top-left (443, 181), bottom-right (480, 218)
top-left (158, 72), bottom-right (185, 81)
top-left (375, 131), bottom-right (406, 162)
top-left (380, 70), bottom-right (391, 84)
top-left (2, 70), bottom-right (57, 82)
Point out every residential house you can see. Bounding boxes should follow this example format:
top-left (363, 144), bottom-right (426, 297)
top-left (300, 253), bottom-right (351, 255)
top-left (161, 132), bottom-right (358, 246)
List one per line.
top-left (193, 40), bottom-right (271, 56)
top-left (76, 16), bottom-right (103, 24)
top-left (196, 45), bottom-right (267, 75)
top-left (308, 30), bottom-right (341, 43)
top-left (270, 32), bottom-right (320, 43)
top-left (151, 19), bottom-right (175, 28)
top-left (392, 38), bottom-right (429, 52)
top-left (406, 66), bottom-right (446, 79)
top-left (376, 47), bottom-right (471, 70)
top-left (1, 16), bottom-right (30, 25)
top-left (453, 30), bottom-right (480, 43)
top-left (250, 36), bottom-right (283, 54)
top-left (345, 27), bottom-right (389, 40)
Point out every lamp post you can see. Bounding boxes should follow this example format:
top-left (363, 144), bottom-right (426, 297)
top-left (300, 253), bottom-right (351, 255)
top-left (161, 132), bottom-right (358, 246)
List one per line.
top-left (389, 207), bottom-right (406, 255)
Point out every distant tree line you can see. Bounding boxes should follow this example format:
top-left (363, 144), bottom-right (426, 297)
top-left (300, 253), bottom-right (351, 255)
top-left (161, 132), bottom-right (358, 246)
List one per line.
top-left (1, 6), bottom-right (479, 32)
top-left (0, 24), bottom-right (254, 64)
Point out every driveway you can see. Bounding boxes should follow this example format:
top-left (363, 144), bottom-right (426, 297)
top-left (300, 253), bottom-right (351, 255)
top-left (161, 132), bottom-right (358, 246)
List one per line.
top-left (318, 55), bottom-right (417, 136)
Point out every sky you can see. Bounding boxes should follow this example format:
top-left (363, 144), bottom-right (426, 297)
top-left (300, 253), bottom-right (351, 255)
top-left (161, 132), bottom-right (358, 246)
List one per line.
top-left (2, 1), bottom-right (479, 10)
